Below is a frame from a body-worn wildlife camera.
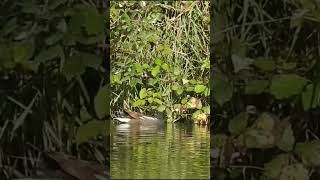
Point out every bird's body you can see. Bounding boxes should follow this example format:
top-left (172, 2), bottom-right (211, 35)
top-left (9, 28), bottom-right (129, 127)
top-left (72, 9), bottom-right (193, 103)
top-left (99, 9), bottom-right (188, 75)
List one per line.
top-left (114, 110), bottom-right (163, 126)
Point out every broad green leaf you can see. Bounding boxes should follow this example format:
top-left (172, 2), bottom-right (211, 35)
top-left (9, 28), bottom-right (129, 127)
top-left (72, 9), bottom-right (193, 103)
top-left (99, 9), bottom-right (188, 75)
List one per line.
top-left (148, 78), bottom-right (158, 85)
top-left (253, 58), bottom-right (276, 72)
top-left (134, 63), bottom-right (144, 74)
top-left (161, 63), bottom-right (170, 71)
top-left (255, 112), bottom-right (275, 131)
top-left (202, 106), bottom-right (210, 114)
top-left (194, 84), bottom-right (206, 93)
top-left (213, 73), bottom-right (233, 106)
top-left (111, 74), bottom-right (122, 84)
top-left (244, 128), bottom-right (275, 148)
top-left (270, 74), bottom-right (308, 99)
top-left (35, 45), bottom-right (63, 63)
top-left (153, 98), bottom-right (162, 104)
top-left (295, 140), bottom-right (320, 166)
top-left (232, 55), bottom-right (253, 73)
top-left (154, 59), bottom-right (162, 65)
top-left (157, 105), bottom-right (166, 112)
top-left (62, 52), bottom-right (101, 79)
top-left (82, 7), bottom-right (104, 35)
top-left (173, 66), bottom-right (181, 76)
top-left (264, 154), bottom-right (290, 179)
top-left (139, 88), bottom-right (148, 99)
top-left (151, 65), bottom-right (161, 77)
top-left (279, 164), bottom-right (308, 180)
top-left (142, 63), bottom-right (150, 69)
top-left (245, 80), bottom-right (269, 94)
top-left (228, 112), bottom-right (248, 135)
top-left (176, 86), bottom-right (184, 95)
top-left (13, 39), bottom-right (35, 63)
top-left (94, 86), bottom-right (109, 119)
top-left (133, 99), bottom-right (146, 107)
top-left (75, 120), bottom-right (106, 144)
top-left (276, 124), bottom-right (295, 152)
top-left (172, 83), bottom-right (180, 91)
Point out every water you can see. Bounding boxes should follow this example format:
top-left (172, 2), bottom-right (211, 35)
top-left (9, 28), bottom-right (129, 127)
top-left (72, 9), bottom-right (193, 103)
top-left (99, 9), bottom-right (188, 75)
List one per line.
top-left (111, 122), bottom-right (210, 179)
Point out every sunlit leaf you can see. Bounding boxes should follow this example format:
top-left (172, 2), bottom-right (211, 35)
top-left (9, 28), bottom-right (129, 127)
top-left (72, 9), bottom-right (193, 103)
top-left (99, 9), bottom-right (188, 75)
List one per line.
top-left (194, 85), bottom-right (206, 93)
top-left (139, 88), bottom-right (148, 99)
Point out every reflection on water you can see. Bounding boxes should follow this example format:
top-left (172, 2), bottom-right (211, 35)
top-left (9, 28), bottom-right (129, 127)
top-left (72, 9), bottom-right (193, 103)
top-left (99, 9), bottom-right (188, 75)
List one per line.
top-left (111, 122), bottom-right (210, 179)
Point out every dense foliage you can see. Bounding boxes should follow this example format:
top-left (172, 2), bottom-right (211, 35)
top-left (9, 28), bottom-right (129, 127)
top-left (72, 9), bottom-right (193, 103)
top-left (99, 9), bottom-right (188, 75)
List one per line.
top-left (212, 0), bottom-right (320, 179)
top-left (110, 1), bottom-right (210, 124)
top-left (0, 0), bottom-right (108, 179)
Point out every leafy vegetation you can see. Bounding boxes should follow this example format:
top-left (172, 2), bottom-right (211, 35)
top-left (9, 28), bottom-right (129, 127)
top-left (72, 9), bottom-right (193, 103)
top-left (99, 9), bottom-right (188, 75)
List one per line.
top-left (212, 0), bottom-right (320, 179)
top-left (110, 1), bottom-right (210, 125)
top-left (0, 0), bottom-right (108, 179)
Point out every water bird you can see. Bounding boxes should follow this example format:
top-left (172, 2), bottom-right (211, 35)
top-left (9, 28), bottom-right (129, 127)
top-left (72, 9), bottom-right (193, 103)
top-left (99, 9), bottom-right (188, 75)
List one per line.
top-left (114, 109), bottom-right (164, 126)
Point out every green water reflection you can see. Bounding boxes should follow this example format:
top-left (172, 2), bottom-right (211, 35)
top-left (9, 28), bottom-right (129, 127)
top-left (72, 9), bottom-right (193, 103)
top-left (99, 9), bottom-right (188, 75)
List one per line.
top-left (111, 123), bottom-right (210, 179)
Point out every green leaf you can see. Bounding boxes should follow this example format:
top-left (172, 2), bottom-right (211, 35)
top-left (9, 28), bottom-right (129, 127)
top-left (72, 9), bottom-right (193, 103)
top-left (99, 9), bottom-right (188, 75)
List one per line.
top-left (153, 98), bottom-right (163, 104)
top-left (295, 140), bottom-right (320, 166)
top-left (213, 72), bottom-right (233, 105)
top-left (194, 84), bottom-right (206, 93)
top-left (133, 99), bottom-right (146, 107)
top-left (264, 154), bottom-right (290, 179)
top-left (35, 45), bottom-right (63, 63)
top-left (232, 55), bottom-right (253, 73)
top-left (62, 52), bottom-right (101, 79)
top-left (13, 39), bottom-right (35, 63)
top-left (82, 7), bottom-right (104, 35)
top-left (75, 120), bottom-right (106, 144)
top-left (157, 105), bottom-right (166, 112)
top-left (94, 86), bottom-right (109, 119)
top-left (255, 112), bottom-right (275, 131)
top-left (151, 65), bottom-right (161, 77)
top-left (173, 66), bottom-right (181, 76)
top-left (253, 58), bottom-right (276, 71)
top-left (161, 63), bottom-right (170, 71)
top-left (279, 164), bottom-right (309, 180)
top-left (228, 112), bottom-right (248, 135)
top-left (134, 63), bottom-right (144, 74)
top-left (139, 88), bottom-right (148, 99)
top-left (244, 128), bottom-right (275, 148)
top-left (202, 106), bottom-right (210, 114)
top-left (245, 80), bottom-right (269, 94)
top-left (172, 83), bottom-right (180, 91)
top-left (270, 74), bottom-right (308, 99)
top-left (276, 124), bottom-right (295, 152)
top-left (176, 86), bottom-right (184, 95)
top-left (154, 59), bottom-right (162, 65)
